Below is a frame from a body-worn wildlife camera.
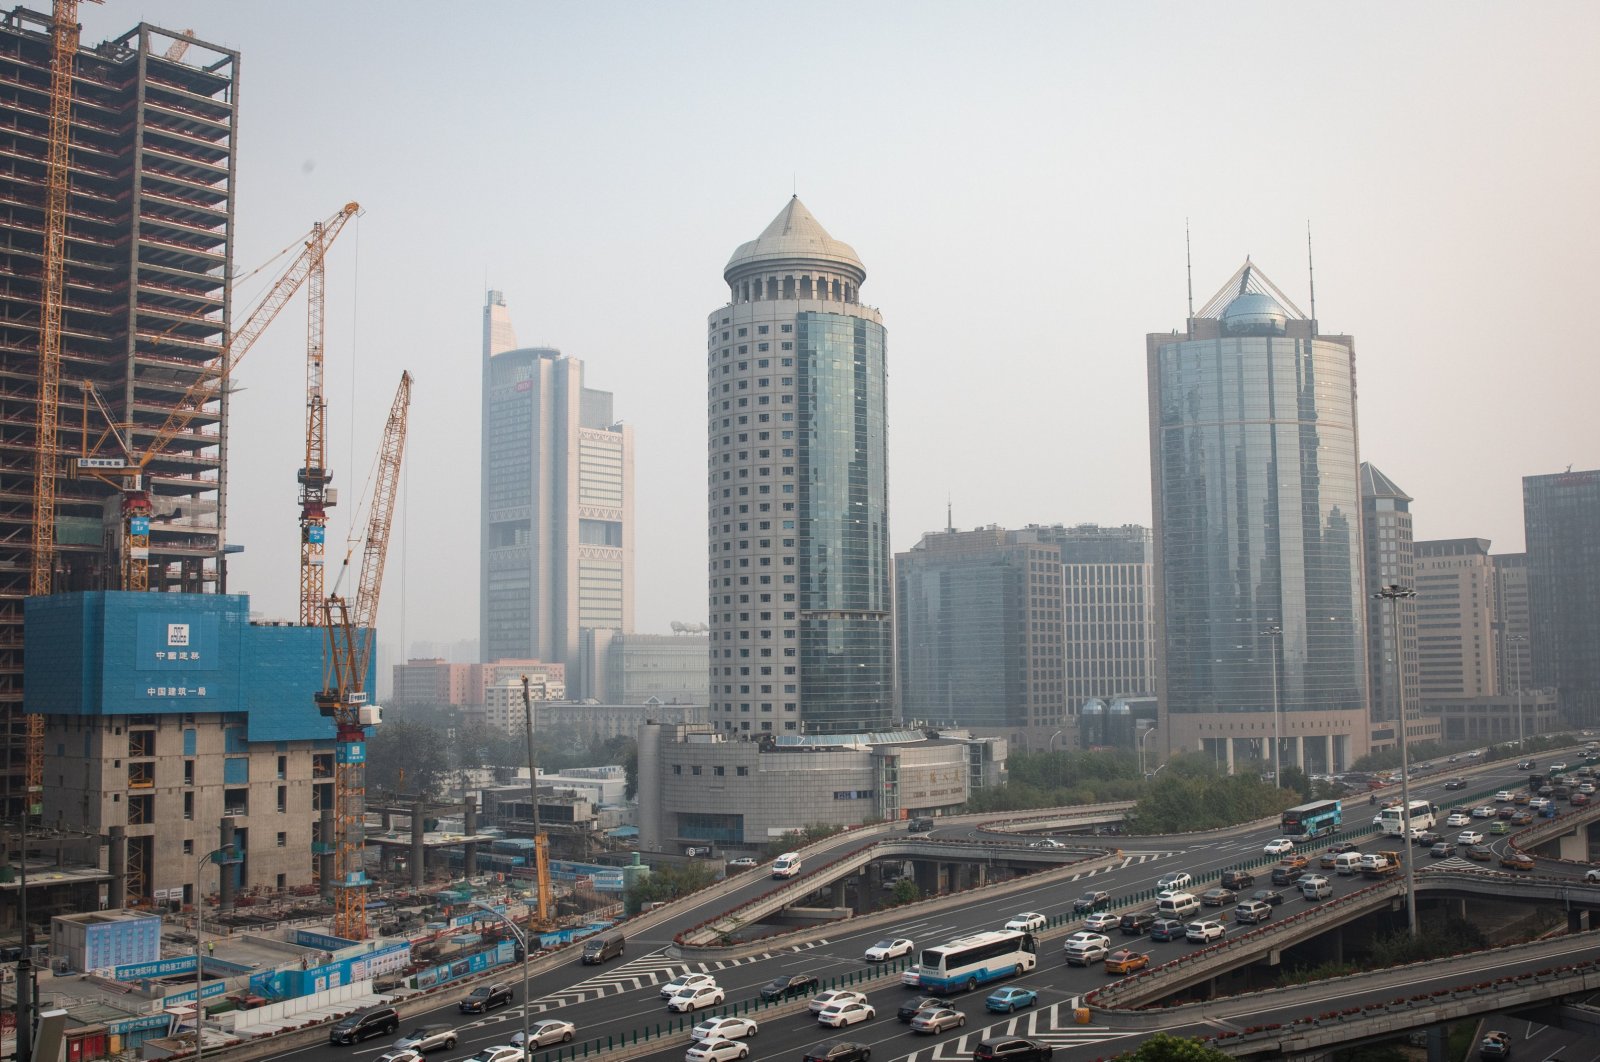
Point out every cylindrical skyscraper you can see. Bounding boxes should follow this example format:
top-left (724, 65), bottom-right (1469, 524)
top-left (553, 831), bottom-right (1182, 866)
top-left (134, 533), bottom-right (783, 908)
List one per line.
top-left (1147, 261), bottom-right (1369, 772)
top-left (707, 198), bottom-right (892, 736)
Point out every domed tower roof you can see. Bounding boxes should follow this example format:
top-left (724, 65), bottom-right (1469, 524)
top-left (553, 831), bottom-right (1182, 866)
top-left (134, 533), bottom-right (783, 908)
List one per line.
top-left (1195, 259), bottom-right (1307, 334)
top-left (724, 196), bottom-right (866, 287)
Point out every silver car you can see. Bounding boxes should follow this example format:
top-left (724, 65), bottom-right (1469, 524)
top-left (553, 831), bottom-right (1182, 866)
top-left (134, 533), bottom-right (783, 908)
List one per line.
top-left (392, 1027), bottom-right (457, 1054)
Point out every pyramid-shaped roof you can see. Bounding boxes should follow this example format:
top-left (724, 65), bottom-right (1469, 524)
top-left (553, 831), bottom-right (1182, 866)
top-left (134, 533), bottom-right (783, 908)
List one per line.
top-left (725, 196), bottom-right (865, 283)
top-left (1360, 462), bottom-right (1412, 502)
top-left (1196, 259), bottom-right (1307, 320)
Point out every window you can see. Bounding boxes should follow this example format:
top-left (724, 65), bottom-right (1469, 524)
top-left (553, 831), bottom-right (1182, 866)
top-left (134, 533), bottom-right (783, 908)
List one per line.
top-left (277, 832), bottom-right (287, 847)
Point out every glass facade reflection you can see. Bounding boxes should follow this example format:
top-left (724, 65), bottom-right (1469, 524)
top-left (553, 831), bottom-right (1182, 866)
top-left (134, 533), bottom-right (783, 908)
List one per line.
top-left (1150, 331), bottom-right (1366, 720)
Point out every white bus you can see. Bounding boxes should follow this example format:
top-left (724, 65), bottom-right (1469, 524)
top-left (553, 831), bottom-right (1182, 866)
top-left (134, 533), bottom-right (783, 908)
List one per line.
top-left (1379, 799), bottom-right (1436, 838)
top-left (917, 930), bottom-right (1037, 995)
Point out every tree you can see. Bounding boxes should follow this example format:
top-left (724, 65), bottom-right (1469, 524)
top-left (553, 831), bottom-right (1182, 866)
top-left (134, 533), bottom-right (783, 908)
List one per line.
top-left (1118, 1033), bottom-right (1234, 1062)
top-left (1278, 765), bottom-right (1313, 802)
top-left (622, 861), bottom-right (716, 916)
top-left (1127, 754), bottom-right (1298, 834)
top-left (365, 720), bottom-right (450, 798)
top-left (891, 878), bottom-right (921, 906)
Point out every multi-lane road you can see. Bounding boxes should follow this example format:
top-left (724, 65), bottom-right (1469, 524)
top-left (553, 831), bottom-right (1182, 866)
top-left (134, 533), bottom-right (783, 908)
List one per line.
top-left (291, 751), bottom-right (1594, 1062)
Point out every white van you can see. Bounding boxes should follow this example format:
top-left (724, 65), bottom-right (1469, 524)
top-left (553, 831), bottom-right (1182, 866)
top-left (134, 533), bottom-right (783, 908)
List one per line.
top-left (1299, 875), bottom-right (1333, 900)
top-left (1156, 891), bottom-right (1201, 920)
top-left (771, 852), bottom-right (802, 879)
top-left (1333, 852), bottom-right (1363, 876)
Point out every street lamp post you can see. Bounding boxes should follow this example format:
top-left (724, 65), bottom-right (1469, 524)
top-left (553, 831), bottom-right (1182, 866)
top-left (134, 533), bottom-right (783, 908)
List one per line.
top-left (194, 843), bottom-right (235, 1062)
top-left (1375, 583), bottom-right (1420, 938)
top-left (471, 901), bottom-right (530, 1057)
top-left (1263, 627), bottom-right (1283, 782)
top-left (1138, 723), bottom-right (1158, 779)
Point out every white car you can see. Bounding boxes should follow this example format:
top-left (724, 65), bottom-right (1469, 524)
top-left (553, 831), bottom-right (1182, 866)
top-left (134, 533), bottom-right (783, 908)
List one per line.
top-left (1472, 806), bottom-right (1495, 819)
top-left (726, 857), bottom-right (759, 869)
top-left (690, 1017), bottom-right (758, 1042)
top-left (1028, 837), bottom-right (1067, 849)
top-left (1445, 812), bottom-right (1471, 827)
top-left (1186, 920), bottom-right (1226, 942)
top-left (377, 1052), bottom-right (422, 1062)
top-left (1004, 912), bottom-right (1047, 932)
top-left (1063, 930), bottom-right (1111, 951)
top-left (667, 985), bottom-right (726, 1013)
top-left (1458, 830), bottom-right (1486, 845)
top-left (1083, 912), bottom-right (1120, 931)
top-left (1495, 791), bottom-right (1514, 802)
top-left (1157, 872), bottom-right (1194, 891)
top-left (1584, 869), bottom-right (1600, 884)
top-left (816, 1001), bottom-right (875, 1028)
top-left (809, 990), bottom-right (867, 1015)
top-left (661, 973), bottom-right (718, 999)
top-left (863, 937), bottom-right (914, 962)
top-left (686, 1040), bottom-right (750, 1062)
top-left (1550, 761), bottom-right (1568, 772)
top-left (1263, 838), bottom-right (1295, 856)
top-left (462, 1049), bottom-right (520, 1062)
top-left (510, 1021), bottom-right (576, 1048)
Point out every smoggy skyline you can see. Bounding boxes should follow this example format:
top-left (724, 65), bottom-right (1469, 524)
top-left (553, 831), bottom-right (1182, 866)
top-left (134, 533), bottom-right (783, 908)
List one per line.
top-left (78, 2), bottom-right (1600, 651)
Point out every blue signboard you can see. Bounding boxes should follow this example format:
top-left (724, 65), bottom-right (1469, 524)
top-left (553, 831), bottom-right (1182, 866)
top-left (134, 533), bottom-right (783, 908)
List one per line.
top-left (308, 526), bottom-right (325, 544)
top-left (164, 981), bottom-right (229, 1006)
top-left (113, 955), bottom-right (197, 981)
top-left (293, 929), bottom-right (358, 952)
top-left (129, 517), bottom-right (150, 535)
top-left (337, 742), bottom-right (366, 764)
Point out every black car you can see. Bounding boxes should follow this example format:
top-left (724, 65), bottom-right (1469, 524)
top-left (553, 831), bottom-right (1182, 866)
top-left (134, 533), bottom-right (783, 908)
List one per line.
top-left (975, 1036), bottom-right (1055, 1061)
top-left (1220, 869), bottom-right (1255, 890)
top-left (329, 1006), bottom-right (399, 1045)
top-left (1444, 778), bottom-right (1467, 789)
top-left (1411, 830), bottom-right (1441, 847)
top-left (1072, 891), bottom-right (1111, 913)
top-left (1119, 910), bottom-right (1157, 935)
top-left (802, 1042), bottom-right (871, 1062)
top-left (759, 973), bottom-right (820, 1001)
top-left (1270, 865), bottom-right (1304, 886)
top-left (1251, 889), bottom-right (1286, 906)
top-left (898, 996), bottom-right (944, 1022)
top-left (458, 982), bottom-right (514, 1014)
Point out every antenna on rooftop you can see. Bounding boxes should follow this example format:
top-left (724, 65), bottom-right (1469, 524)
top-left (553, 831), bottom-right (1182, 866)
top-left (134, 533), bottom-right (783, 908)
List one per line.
top-left (946, 494), bottom-right (954, 534)
top-left (1184, 219), bottom-right (1194, 332)
top-left (1307, 221), bottom-right (1318, 332)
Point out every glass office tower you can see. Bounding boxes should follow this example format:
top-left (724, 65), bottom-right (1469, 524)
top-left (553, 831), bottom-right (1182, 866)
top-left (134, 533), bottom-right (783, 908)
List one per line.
top-left (707, 198), bottom-right (892, 735)
top-left (1146, 262), bottom-right (1368, 772)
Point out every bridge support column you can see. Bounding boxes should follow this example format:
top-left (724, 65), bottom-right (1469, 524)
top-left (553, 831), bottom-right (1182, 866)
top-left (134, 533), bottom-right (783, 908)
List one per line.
top-left (1559, 830), bottom-right (1587, 861)
top-left (1570, 909), bottom-right (1591, 932)
top-left (1427, 1024), bottom-right (1448, 1062)
top-left (1224, 738), bottom-right (1236, 774)
top-left (1292, 736), bottom-right (1305, 770)
top-left (832, 879), bottom-right (847, 907)
top-left (915, 859), bottom-right (939, 896)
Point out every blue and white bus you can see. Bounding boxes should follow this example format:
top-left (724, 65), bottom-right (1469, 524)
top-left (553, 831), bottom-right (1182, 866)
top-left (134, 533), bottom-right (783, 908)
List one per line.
top-left (918, 930), bottom-right (1037, 995)
top-left (1281, 799), bottom-right (1342, 839)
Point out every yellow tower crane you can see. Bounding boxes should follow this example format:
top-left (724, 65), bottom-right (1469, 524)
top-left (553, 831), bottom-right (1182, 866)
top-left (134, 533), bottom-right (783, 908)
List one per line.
top-left (316, 371), bottom-right (412, 941)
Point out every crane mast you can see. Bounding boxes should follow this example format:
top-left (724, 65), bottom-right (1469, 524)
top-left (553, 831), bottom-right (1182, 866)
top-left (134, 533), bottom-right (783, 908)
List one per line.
top-left (299, 222), bottom-right (332, 624)
top-left (316, 371), bottom-right (411, 940)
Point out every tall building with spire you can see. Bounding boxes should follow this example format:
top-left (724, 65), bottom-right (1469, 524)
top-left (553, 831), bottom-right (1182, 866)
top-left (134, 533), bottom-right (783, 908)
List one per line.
top-left (1361, 462), bottom-right (1418, 726)
top-left (1147, 261), bottom-right (1369, 772)
top-left (479, 292), bottom-right (633, 694)
top-left (706, 199), bottom-right (892, 735)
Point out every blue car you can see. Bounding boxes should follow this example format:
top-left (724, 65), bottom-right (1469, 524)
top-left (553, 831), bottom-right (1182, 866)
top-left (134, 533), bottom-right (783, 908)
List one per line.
top-left (985, 987), bottom-right (1038, 1013)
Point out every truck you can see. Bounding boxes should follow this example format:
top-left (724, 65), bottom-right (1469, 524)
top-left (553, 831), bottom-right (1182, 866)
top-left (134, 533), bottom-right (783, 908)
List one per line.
top-left (1361, 851), bottom-right (1403, 880)
top-left (1529, 773), bottom-right (1547, 794)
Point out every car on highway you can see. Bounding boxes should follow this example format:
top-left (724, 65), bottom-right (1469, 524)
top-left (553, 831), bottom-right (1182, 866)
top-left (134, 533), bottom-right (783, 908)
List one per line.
top-left (459, 1049), bottom-right (519, 1062)
top-left (376, 1051), bottom-right (420, 1062)
top-left (987, 986), bottom-right (1039, 1012)
top-left (974, 1038), bottom-right (1055, 1062)
top-left (1445, 812), bottom-right (1472, 827)
top-left (1458, 829), bottom-right (1486, 845)
top-left (1201, 887), bottom-right (1236, 907)
top-left (1005, 912), bottom-right (1047, 932)
top-left (809, 990), bottom-right (867, 1015)
top-left (1104, 949), bottom-right (1150, 975)
top-left (1495, 790), bottom-right (1515, 802)
top-left (1278, 854), bottom-right (1309, 870)
top-left (661, 973), bottom-right (719, 999)
top-left (1185, 920), bottom-right (1226, 943)
top-left (1028, 837), bottom-right (1067, 849)
top-left (1150, 918), bottom-right (1187, 942)
top-left (668, 984), bottom-right (727, 1013)
top-left (1063, 931), bottom-right (1112, 965)
top-left (1500, 852), bottom-right (1535, 871)
top-left (1551, 761), bottom-right (1569, 773)
top-left (1444, 778), bottom-right (1468, 789)
top-left (329, 1007), bottom-right (401, 1045)
top-left (1157, 871), bottom-right (1195, 891)
top-left (908, 1006), bottom-right (965, 1033)
top-left (1251, 889), bottom-right (1286, 906)
top-left (685, 1039), bottom-right (749, 1062)
top-left (1497, 805), bottom-right (1517, 820)
top-left (1083, 912), bottom-right (1121, 932)
top-left (1489, 821), bottom-right (1510, 835)
top-left (1430, 841), bottom-right (1457, 858)
top-left (1263, 838), bottom-right (1295, 856)
top-left (1319, 844), bottom-right (1358, 868)
top-left (1299, 875), bottom-right (1332, 900)
top-left (457, 984), bottom-right (514, 1014)
top-left (1073, 891), bottom-right (1112, 913)
top-left (898, 997), bottom-right (945, 1022)
top-left (1270, 865), bottom-right (1305, 886)
top-left (1466, 844), bottom-right (1494, 861)
top-left (1573, 793), bottom-right (1592, 807)
top-left (1479, 1030), bottom-right (1512, 1060)
top-left (392, 1026), bottom-right (457, 1053)
top-left (1511, 810), bottom-right (1534, 825)
top-left (1472, 806), bottom-right (1496, 819)
top-left (1120, 911), bottom-right (1157, 935)
top-left (691, 1017), bottom-right (758, 1043)
top-left (509, 1022), bottom-right (577, 1049)
top-left (863, 937), bottom-right (914, 962)
top-left (801, 1042), bottom-right (871, 1062)
top-left (726, 857), bottom-right (759, 869)
top-left (1234, 899), bottom-right (1273, 924)
top-left (1517, 760), bottom-right (1535, 770)
top-left (900, 965), bottom-right (923, 987)
top-left (1221, 868), bottom-right (1256, 889)
top-left (816, 1000), bottom-right (875, 1028)
top-left (1588, 869), bottom-right (1600, 883)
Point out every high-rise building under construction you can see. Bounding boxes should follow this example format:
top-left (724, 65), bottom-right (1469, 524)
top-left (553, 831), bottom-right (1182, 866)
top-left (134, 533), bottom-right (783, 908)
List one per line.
top-left (0, 10), bottom-right (238, 816)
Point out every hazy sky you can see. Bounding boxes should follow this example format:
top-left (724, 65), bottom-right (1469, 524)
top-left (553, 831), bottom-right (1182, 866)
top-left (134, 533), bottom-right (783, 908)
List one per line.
top-left (81, 2), bottom-right (1600, 654)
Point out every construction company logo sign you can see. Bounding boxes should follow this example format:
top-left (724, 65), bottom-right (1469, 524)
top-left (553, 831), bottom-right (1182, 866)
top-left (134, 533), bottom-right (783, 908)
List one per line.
top-left (167, 623), bottom-right (190, 648)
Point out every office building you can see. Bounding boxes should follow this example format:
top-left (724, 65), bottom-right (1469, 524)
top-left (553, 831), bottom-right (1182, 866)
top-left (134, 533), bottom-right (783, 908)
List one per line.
top-left (1524, 469), bottom-right (1600, 724)
top-left (1032, 524), bottom-right (1158, 709)
top-left (0, 13), bottom-right (238, 818)
top-left (1147, 261), bottom-right (1368, 772)
top-left (1414, 538), bottom-right (1499, 702)
top-left (1492, 552), bottom-right (1533, 697)
top-left (895, 526), bottom-right (1065, 738)
top-left (706, 198), bottom-right (892, 735)
top-left (578, 631), bottom-right (710, 705)
top-left (1361, 463), bottom-right (1418, 725)
top-left (480, 292), bottom-right (634, 695)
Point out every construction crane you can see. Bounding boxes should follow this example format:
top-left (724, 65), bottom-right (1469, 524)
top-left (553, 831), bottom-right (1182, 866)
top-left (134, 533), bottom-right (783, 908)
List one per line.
top-left (519, 676), bottom-right (552, 927)
top-left (316, 371), bottom-right (412, 941)
top-left (298, 221), bottom-right (332, 624)
top-left (73, 202), bottom-right (360, 591)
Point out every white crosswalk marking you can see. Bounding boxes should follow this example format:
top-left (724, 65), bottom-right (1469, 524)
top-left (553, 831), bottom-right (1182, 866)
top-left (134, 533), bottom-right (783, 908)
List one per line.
top-left (1070, 851), bottom-right (1173, 881)
top-left (476, 947), bottom-right (783, 1015)
top-left (899, 1001), bottom-right (1126, 1061)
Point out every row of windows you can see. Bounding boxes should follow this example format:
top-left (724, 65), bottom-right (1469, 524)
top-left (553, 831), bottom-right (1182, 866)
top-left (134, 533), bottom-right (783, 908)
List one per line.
top-left (671, 763), bottom-right (750, 776)
top-left (714, 323), bottom-right (794, 339)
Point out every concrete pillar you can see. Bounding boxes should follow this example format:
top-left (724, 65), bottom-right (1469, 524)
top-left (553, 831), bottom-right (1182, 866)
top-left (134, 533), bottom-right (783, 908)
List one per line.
top-left (463, 797), bottom-right (478, 877)
top-left (831, 879), bottom-right (846, 907)
top-left (217, 817), bottom-right (236, 913)
top-left (382, 808), bottom-right (392, 832)
top-left (107, 825), bottom-right (127, 911)
top-left (1293, 736), bottom-right (1305, 770)
top-left (1224, 738), bottom-right (1236, 774)
top-left (914, 859), bottom-right (939, 896)
top-left (1427, 1024), bottom-right (1449, 1062)
top-left (411, 803), bottom-right (426, 888)
top-left (1568, 909), bottom-right (1590, 932)
top-left (319, 806), bottom-right (335, 901)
